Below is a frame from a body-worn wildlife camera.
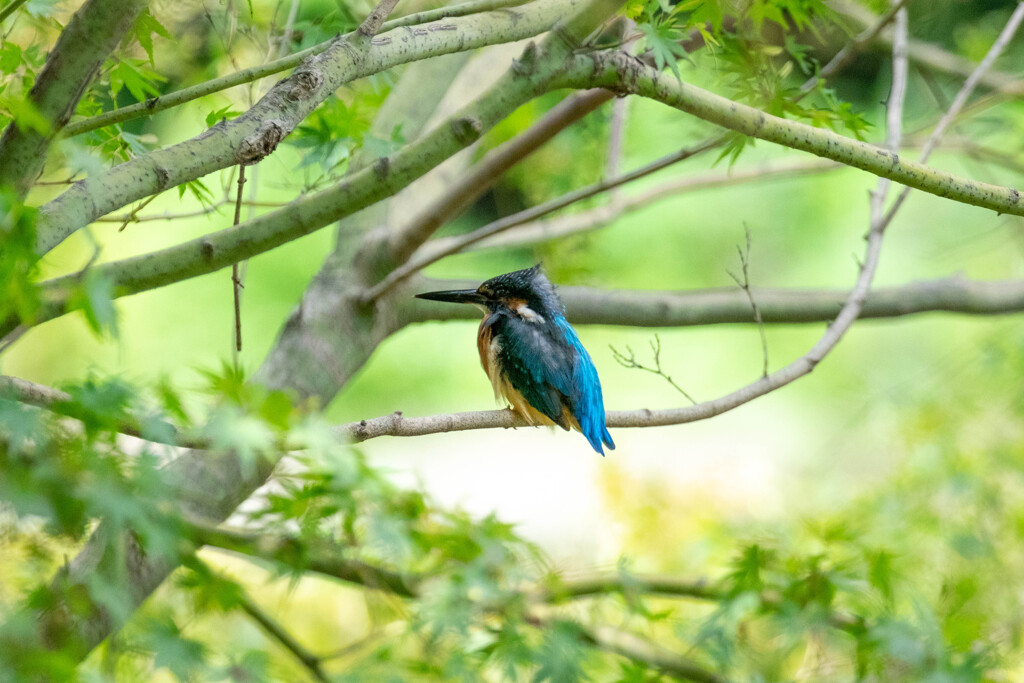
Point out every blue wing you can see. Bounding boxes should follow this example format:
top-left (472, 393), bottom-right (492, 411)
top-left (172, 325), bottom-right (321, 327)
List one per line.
top-left (553, 315), bottom-right (615, 455)
top-left (493, 312), bottom-right (614, 455)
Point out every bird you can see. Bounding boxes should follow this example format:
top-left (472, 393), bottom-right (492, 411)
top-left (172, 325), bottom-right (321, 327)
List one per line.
top-left (415, 265), bottom-right (615, 455)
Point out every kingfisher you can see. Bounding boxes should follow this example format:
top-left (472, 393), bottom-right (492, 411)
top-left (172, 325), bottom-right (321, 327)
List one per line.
top-left (415, 265), bottom-right (615, 455)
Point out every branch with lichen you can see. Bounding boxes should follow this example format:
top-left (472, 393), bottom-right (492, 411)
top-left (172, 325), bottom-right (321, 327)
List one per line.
top-left (33, 0), bottom-right (581, 255)
top-left (554, 52), bottom-right (1023, 217)
top-left (58, 0), bottom-right (535, 139)
top-left (0, 0), bottom-right (149, 198)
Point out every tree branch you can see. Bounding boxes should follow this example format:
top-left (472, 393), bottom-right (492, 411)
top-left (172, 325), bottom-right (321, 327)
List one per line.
top-left (580, 624), bottom-right (730, 683)
top-left (237, 593), bottom-right (330, 682)
top-left (378, 0), bottom-right (906, 445)
top-left (363, 135), bottom-right (729, 300)
top-left (0, 0), bottom-right (27, 24)
top-left (369, 87), bottom-right (615, 274)
top-left (410, 275), bottom-right (1024, 327)
top-left (196, 559), bottom-right (330, 682)
top-left (556, 52), bottom-right (1023, 219)
top-left (59, 0), bottom-right (534, 138)
top-left (358, 0), bottom-right (402, 37)
top-left (0, 0), bottom-right (149, 198)
top-left (832, 0), bottom-right (1024, 97)
top-left (880, 1), bottom-right (1024, 226)
top-left (34, 0), bottom-right (580, 255)
top-left (464, 140), bottom-right (778, 249)
top-left (0, 374), bottom-right (206, 449)
top-left (798, 0), bottom-right (908, 97)
top-left (190, 522), bottom-right (418, 597)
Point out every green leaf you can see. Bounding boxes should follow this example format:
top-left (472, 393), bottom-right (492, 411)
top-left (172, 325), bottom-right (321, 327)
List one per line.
top-left (205, 104), bottom-right (242, 128)
top-left (177, 177), bottom-right (215, 206)
top-left (533, 621), bottom-right (589, 683)
top-left (637, 21), bottom-right (691, 80)
top-left (131, 9), bottom-right (171, 65)
top-left (0, 43), bottom-right (22, 74)
top-left (65, 270), bottom-right (119, 338)
top-left (109, 59), bottom-right (164, 103)
top-left (0, 189), bottom-right (41, 324)
top-left (142, 616), bottom-right (207, 681)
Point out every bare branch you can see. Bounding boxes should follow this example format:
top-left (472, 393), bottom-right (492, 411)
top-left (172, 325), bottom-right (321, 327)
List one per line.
top-left (96, 199), bottom-right (284, 224)
top-left (59, 0), bottom-right (536, 138)
top-left (0, 0), bottom-right (27, 24)
top-left (190, 522), bottom-right (418, 597)
top-left (832, 0), bottom-right (1024, 97)
top-left (580, 624), bottom-right (730, 683)
top-left (232, 166), bottom-right (247, 355)
top-left (359, 0), bottom-right (402, 37)
top-left (196, 559), bottom-right (330, 682)
top-left (556, 53), bottom-right (1024, 219)
top-left (430, 157), bottom-right (837, 253)
top-left (727, 225), bottom-right (769, 377)
top-left (610, 334), bottom-right (698, 404)
top-left (880, 1), bottom-right (1024, 227)
top-left (372, 87), bottom-right (615, 274)
top-left (363, 136), bottom-right (728, 301)
top-left (798, 0), bottom-right (908, 98)
top-left (0, 0), bottom-right (149, 197)
top-left (606, 96), bottom-right (628, 181)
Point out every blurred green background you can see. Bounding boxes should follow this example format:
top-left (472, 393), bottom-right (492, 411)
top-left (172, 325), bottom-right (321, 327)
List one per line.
top-left (4, 0), bottom-right (1024, 678)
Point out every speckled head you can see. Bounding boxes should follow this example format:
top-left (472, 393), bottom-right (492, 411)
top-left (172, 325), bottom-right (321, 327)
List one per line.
top-left (414, 264), bottom-right (563, 318)
top-left (477, 265), bottom-right (562, 316)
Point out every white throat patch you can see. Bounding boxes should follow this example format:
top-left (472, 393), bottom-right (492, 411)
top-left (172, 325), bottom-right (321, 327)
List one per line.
top-left (516, 304), bottom-right (546, 324)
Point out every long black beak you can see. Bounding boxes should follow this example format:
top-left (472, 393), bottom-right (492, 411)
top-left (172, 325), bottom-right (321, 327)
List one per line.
top-left (414, 288), bottom-right (487, 306)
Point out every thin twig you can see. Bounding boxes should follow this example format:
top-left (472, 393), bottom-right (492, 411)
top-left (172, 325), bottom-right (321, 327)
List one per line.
top-left (232, 166), bottom-right (247, 355)
top-left (606, 97), bottom-right (628, 202)
top-left (278, 0), bottom-right (301, 56)
top-left (362, 135), bottom-right (727, 302)
top-left (727, 225), bottom-right (769, 377)
top-left (868, 4), bottom-right (908, 234)
top-left (610, 334), bottom-right (698, 404)
top-left (0, 0), bottom-right (27, 24)
top-left (798, 0), bottom-right (908, 98)
top-left (880, 1), bottom-right (1024, 227)
top-left (579, 623), bottom-right (730, 683)
top-left (373, 87), bottom-right (617, 275)
top-left (95, 199), bottom-right (284, 224)
top-left (432, 158), bottom-right (839, 253)
top-left (359, 0), bottom-right (401, 37)
top-left (61, 0), bottom-right (532, 137)
top-left (116, 194), bottom-right (159, 232)
top-left (0, 325), bottom-right (27, 357)
top-left (195, 559), bottom-right (330, 682)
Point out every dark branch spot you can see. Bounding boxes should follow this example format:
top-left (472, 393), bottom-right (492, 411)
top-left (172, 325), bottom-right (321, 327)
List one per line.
top-left (287, 69), bottom-right (324, 101)
top-left (374, 157), bottom-right (390, 178)
top-left (450, 116), bottom-right (482, 145)
top-left (237, 120), bottom-right (287, 165)
top-left (153, 165), bottom-right (170, 189)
